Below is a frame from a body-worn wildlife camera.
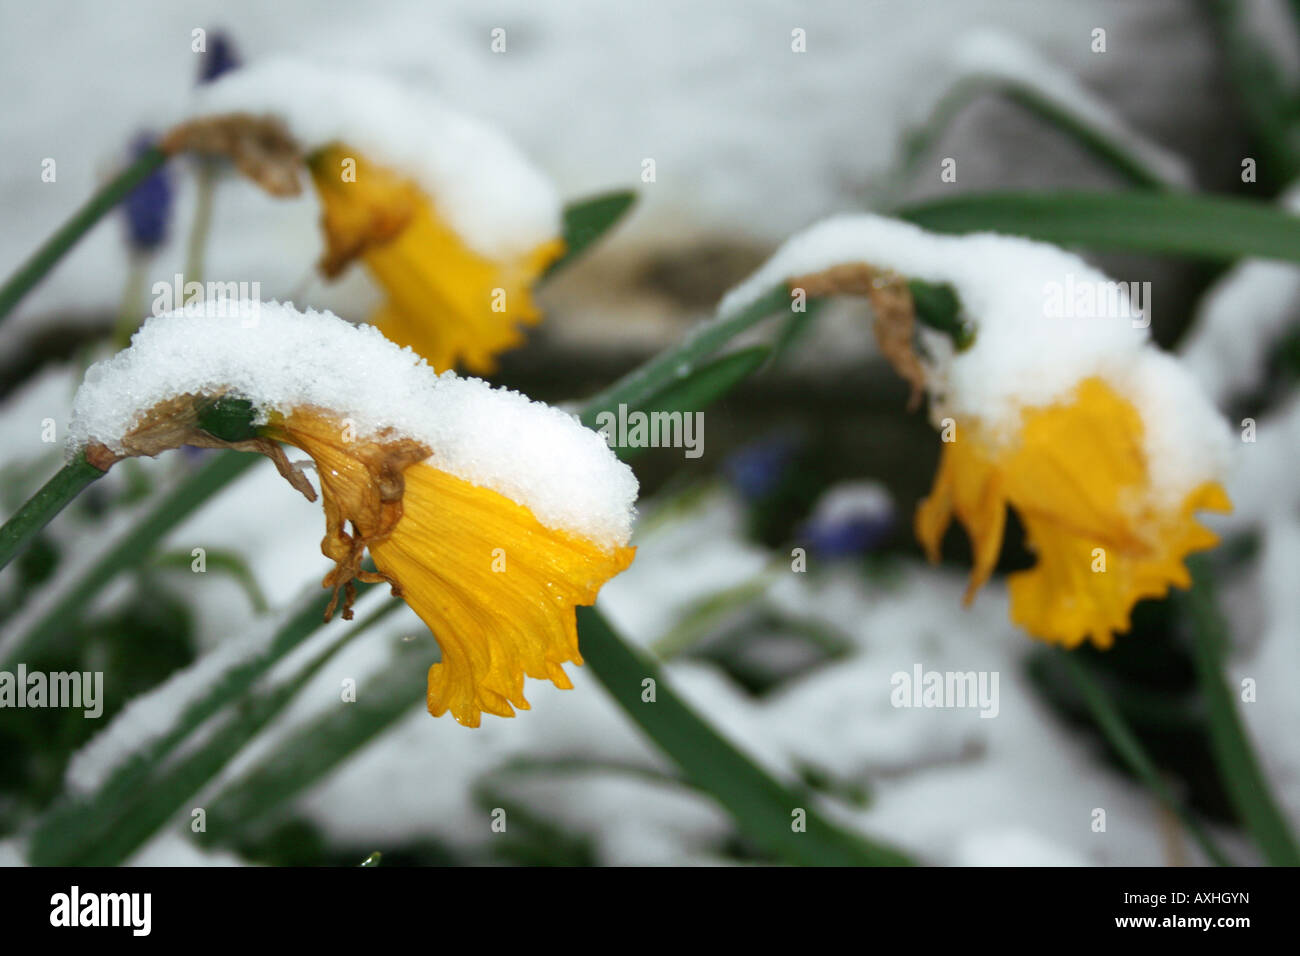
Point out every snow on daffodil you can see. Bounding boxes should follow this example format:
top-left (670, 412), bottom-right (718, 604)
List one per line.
top-left (721, 215), bottom-right (1233, 649)
top-left (164, 58), bottom-right (564, 374)
top-left (70, 301), bottom-right (637, 726)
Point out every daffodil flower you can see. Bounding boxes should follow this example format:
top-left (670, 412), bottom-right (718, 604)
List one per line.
top-left (721, 215), bottom-right (1233, 648)
top-left (163, 58), bottom-right (564, 373)
top-left (914, 372), bottom-right (1230, 647)
top-left (71, 301), bottom-right (637, 726)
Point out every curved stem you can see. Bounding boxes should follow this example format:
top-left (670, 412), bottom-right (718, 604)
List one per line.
top-left (112, 254), bottom-right (150, 348)
top-left (0, 452), bottom-right (105, 575)
top-left (0, 147), bottom-right (168, 324)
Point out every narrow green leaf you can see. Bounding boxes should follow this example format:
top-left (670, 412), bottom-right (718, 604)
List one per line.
top-left (576, 606), bottom-right (910, 866)
top-left (546, 189), bottom-right (637, 278)
top-left (1182, 559), bottom-right (1300, 865)
top-left (900, 190), bottom-right (1300, 263)
top-left (770, 298), bottom-right (825, 362)
top-left (197, 641), bottom-right (425, 844)
top-left (28, 592), bottom-right (395, 865)
top-left (1209, 0), bottom-right (1300, 187)
top-left (878, 73), bottom-right (1180, 206)
top-left (604, 346), bottom-right (770, 462)
top-left (581, 285), bottom-right (789, 428)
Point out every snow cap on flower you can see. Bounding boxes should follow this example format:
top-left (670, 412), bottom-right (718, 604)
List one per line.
top-left (181, 56), bottom-right (560, 261)
top-left (69, 301), bottom-right (635, 548)
top-left (721, 214), bottom-right (1231, 502)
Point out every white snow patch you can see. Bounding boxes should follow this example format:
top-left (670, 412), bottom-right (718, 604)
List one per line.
top-left (185, 57), bottom-right (561, 260)
top-left (951, 826), bottom-right (1090, 866)
top-left (721, 214), bottom-right (1230, 501)
top-left (67, 301), bottom-right (638, 549)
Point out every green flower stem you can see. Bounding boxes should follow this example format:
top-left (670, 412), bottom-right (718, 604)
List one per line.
top-left (184, 161), bottom-right (217, 285)
top-left (0, 146), bottom-right (168, 325)
top-left (1058, 648), bottom-right (1234, 866)
top-left (112, 254), bottom-right (150, 348)
top-left (0, 452), bottom-right (105, 576)
top-left (1183, 559), bottom-right (1300, 865)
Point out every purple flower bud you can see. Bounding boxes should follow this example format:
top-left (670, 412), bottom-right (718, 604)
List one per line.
top-left (121, 133), bottom-right (172, 252)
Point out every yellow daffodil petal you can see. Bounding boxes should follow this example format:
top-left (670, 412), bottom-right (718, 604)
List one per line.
top-left (1008, 480), bottom-right (1229, 649)
top-left (914, 431), bottom-right (1006, 605)
top-left (370, 465), bottom-right (635, 727)
top-left (309, 146), bottom-right (564, 374)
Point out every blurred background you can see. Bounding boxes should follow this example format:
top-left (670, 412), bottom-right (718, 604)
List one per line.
top-left (0, 0), bottom-right (1297, 866)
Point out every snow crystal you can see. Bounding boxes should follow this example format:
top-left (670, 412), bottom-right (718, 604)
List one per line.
top-left (720, 214), bottom-right (1231, 501)
top-left (67, 301), bottom-right (638, 549)
top-left (185, 57), bottom-right (561, 260)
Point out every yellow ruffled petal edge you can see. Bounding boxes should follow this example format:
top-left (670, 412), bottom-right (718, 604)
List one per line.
top-left (915, 376), bottom-right (1232, 649)
top-left (1008, 480), bottom-right (1230, 649)
top-left (309, 145), bottom-right (564, 374)
top-left (371, 464), bottom-right (634, 727)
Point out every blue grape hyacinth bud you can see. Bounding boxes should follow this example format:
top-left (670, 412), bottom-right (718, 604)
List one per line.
top-left (199, 31), bottom-right (240, 84)
top-left (121, 133), bottom-right (173, 253)
top-left (798, 481), bottom-right (895, 558)
top-left (722, 436), bottom-right (797, 502)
